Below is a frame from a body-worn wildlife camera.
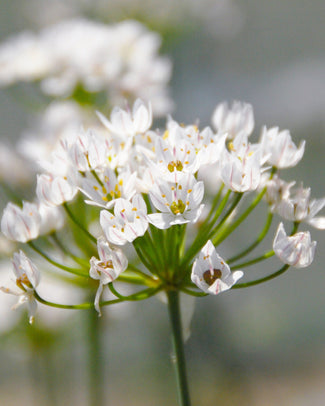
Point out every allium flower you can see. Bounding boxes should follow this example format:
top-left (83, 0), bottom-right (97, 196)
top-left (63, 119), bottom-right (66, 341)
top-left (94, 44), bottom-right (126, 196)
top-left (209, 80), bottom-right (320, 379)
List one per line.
top-left (97, 99), bottom-right (152, 139)
top-left (80, 167), bottom-right (137, 209)
top-left (219, 133), bottom-right (264, 192)
top-left (0, 251), bottom-right (40, 323)
top-left (273, 223), bottom-right (316, 268)
top-left (1, 202), bottom-right (41, 242)
top-left (191, 240), bottom-right (243, 294)
top-left (148, 173), bottom-right (204, 229)
top-left (100, 194), bottom-right (149, 245)
top-left (211, 100), bottom-right (254, 139)
top-left (265, 175), bottom-right (296, 207)
top-left (274, 184), bottom-right (325, 229)
top-left (36, 173), bottom-right (78, 207)
top-left (90, 237), bottom-right (128, 314)
top-left (260, 126), bottom-right (305, 168)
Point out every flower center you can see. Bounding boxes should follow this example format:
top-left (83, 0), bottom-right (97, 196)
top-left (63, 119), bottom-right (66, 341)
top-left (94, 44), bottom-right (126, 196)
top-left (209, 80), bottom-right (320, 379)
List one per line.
top-left (170, 199), bottom-right (186, 214)
top-left (203, 269), bottom-right (222, 285)
top-left (168, 160), bottom-right (183, 172)
top-left (98, 260), bottom-right (113, 270)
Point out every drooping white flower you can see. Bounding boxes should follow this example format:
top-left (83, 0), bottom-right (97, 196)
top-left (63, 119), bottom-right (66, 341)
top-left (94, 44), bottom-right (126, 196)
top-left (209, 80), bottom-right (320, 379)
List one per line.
top-left (148, 173), bottom-right (204, 229)
top-left (211, 100), bottom-right (254, 139)
top-left (191, 240), bottom-right (243, 294)
top-left (100, 194), bottom-right (149, 245)
top-left (36, 173), bottom-right (78, 207)
top-left (0, 251), bottom-right (40, 323)
top-left (260, 126), bottom-right (305, 168)
top-left (1, 202), bottom-right (41, 242)
top-left (273, 223), bottom-right (316, 268)
top-left (90, 237), bottom-right (128, 315)
top-left (274, 184), bottom-right (325, 229)
top-left (97, 99), bottom-right (152, 139)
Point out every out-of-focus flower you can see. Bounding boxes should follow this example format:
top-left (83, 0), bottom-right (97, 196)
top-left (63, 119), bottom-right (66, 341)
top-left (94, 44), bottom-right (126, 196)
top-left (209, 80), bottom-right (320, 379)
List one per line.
top-left (0, 142), bottom-right (31, 186)
top-left (212, 100), bottom-right (254, 139)
top-left (260, 126), bottom-right (305, 168)
top-left (1, 202), bottom-right (41, 242)
top-left (0, 250), bottom-right (40, 323)
top-left (97, 99), bottom-right (152, 139)
top-left (36, 173), bottom-right (78, 207)
top-left (273, 223), bottom-right (316, 268)
top-left (0, 19), bottom-right (172, 116)
top-left (191, 240), bottom-right (243, 294)
top-left (90, 237), bottom-right (128, 314)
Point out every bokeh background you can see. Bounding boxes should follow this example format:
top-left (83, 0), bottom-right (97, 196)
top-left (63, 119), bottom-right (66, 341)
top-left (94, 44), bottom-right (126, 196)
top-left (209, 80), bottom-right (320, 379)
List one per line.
top-left (0, 1), bottom-right (325, 405)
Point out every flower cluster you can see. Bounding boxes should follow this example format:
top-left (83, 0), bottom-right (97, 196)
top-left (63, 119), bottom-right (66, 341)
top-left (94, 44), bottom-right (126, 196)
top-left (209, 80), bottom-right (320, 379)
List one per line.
top-left (0, 19), bottom-right (172, 115)
top-left (1, 99), bottom-right (324, 322)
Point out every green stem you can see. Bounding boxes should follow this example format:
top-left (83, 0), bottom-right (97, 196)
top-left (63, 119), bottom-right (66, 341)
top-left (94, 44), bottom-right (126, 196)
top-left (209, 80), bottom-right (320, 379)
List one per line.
top-left (86, 307), bottom-right (105, 406)
top-left (213, 186), bottom-right (267, 246)
top-left (50, 232), bottom-right (90, 268)
top-left (232, 264), bottom-right (290, 288)
top-left (28, 241), bottom-right (88, 277)
top-left (228, 212), bottom-right (274, 264)
top-left (232, 250), bottom-right (274, 269)
top-left (167, 289), bottom-right (191, 406)
top-left (63, 202), bottom-right (97, 244)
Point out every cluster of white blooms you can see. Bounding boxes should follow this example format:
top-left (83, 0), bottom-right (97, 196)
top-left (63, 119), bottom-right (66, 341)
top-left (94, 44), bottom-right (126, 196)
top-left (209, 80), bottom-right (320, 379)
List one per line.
top-left (1, 99), bottom-right (324, 321)
top-left (0, 19), bottom-right (172, 115)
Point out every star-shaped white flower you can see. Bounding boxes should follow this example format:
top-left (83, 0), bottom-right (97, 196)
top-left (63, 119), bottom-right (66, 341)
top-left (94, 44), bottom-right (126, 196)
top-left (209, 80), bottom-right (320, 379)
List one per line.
top-left (260, 126), bottom-right (305, 168)
top-left (148, 173), bottom-right (204, 229)
top-left (191, 240), bottom-right (243, 294)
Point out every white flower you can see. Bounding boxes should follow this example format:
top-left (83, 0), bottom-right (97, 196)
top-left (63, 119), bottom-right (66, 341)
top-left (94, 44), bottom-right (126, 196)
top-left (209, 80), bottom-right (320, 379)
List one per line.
top-left (90, 237), bottom-right (128, 315)
top-left (219, 133), bottom-right (264, 192)
top-left (211, 101), bottom-right (254, 139)
top-left (274, 184), bottom-right (325, 229)
top-left (68, 128), bottom-right (109, 172)
top-left (260, 126), bottom-right (305, 168)
top-left (100, 194), bottom-right (149, 245)
top-left (265, 175), bottom-right (296, 207)
top-left (97, 99), bottom-right (152, 139)
top-left (80, 167), bottom-right (137, 209)
top-left (36, 173), bottom-right (78, 207)
top-left (38, 203), bottom-right (65, 235)
top-left (273, 223), bottom-right (316, 268)
top-left (1, 202), bottom-right (41, 242)
top-left (0, 251), bottom-right (40, 323)
top-left (191, 240), bottom-right (243, 294)
top-left (148, 173), bottom-right (204, 229)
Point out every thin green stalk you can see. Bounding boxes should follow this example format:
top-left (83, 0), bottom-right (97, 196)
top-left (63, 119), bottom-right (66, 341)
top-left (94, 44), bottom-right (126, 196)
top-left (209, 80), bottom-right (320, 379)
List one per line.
top-left (63, 202), bottom-right (97, 244)
top-left (180, 190), bottom-right (232, 268)
top-left (213, 186), bottom-right (267, 246)
top-left (232, 250), bottom-right (274, 269)
top-left (28, 241), bottom-right (88, 277)
top-left (207, 192), bottom-right (243, 240)
top-left (167, 289), bottom-right (191, 406)
top-left (50, 232), bottom-right (90, 268)
top-left (228, 212), bottom-right (274, 264)
top-left (232, 264), bottom-right (290, 289)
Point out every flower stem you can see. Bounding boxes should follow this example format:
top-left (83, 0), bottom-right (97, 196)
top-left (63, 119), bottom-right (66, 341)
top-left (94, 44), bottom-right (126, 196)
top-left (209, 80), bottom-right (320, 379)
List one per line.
top-left (63, 202), bottom-right (97, 244)
top-left (167, 289), bottom-right (191, 406)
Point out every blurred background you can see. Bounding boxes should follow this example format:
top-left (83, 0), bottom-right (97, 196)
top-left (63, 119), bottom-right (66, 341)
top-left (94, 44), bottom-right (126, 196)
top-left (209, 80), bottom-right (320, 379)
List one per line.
top-left (0, 0), bottom-right (325, 405)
